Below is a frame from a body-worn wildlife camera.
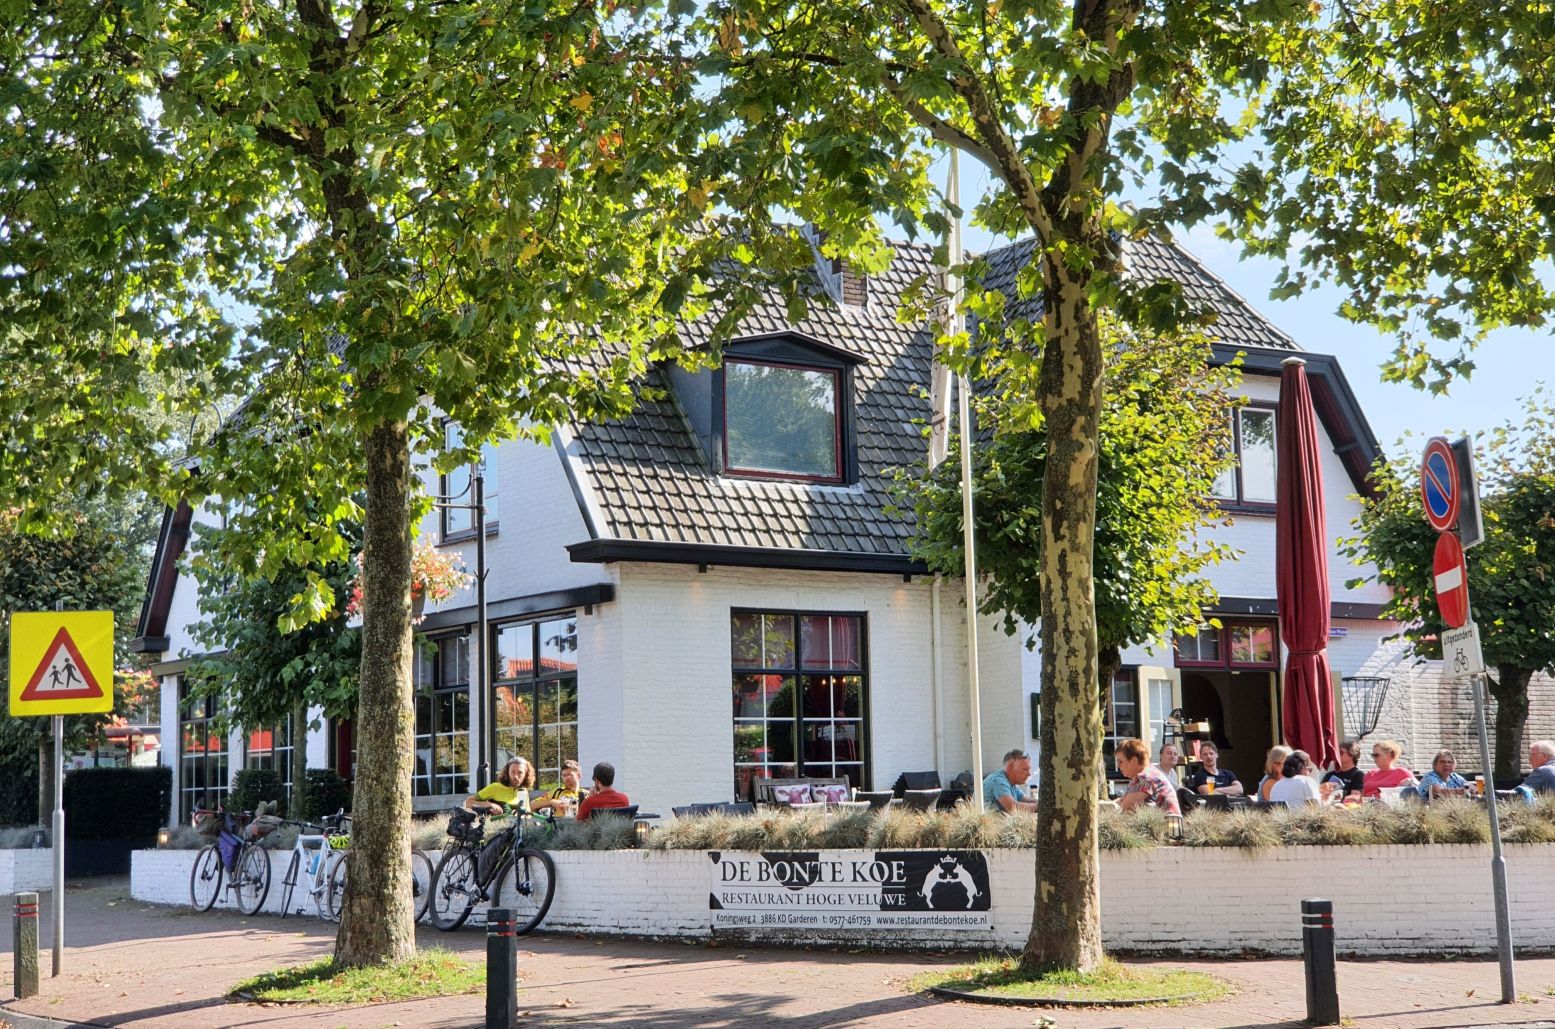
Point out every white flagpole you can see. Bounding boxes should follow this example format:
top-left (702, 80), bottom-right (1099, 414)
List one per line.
top-left (945, 149), bottom-right (985, 808)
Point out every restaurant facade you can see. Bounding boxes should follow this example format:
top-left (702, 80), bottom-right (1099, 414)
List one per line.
top-left (130, 234), bottom-right (1555, 824)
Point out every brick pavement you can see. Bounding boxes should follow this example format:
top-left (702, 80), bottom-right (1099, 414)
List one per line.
top-left (2, 877), bottom-right (1555, 1028)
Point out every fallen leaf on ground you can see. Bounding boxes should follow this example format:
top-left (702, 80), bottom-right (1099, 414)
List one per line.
top-left (559, 999), bottom-right (576, 1008)
top-left (1467, 989), bottom-right (1476, 997)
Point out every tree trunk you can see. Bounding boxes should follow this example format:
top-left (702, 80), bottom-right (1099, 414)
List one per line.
top-left (37, 737), bottom-right (52, 828)
top-left (1022, 260), bottom-right (1107, 974)
top-left (334, 419), bottom-right (416, 967)
top-left (1488, 665), bottom-right (1533, 781)
top-left (289, 696), bottom-right (309, 819)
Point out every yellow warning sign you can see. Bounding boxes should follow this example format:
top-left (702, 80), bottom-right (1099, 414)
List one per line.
top-left (8, 611), bottom-right (114, 716)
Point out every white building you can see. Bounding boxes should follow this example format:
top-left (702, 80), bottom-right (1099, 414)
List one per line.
top-left (130, 235), bottom-right (1552, 825)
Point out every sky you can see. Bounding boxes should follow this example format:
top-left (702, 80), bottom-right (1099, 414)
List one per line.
top-left (944, 162), bottom-right (1552, 465)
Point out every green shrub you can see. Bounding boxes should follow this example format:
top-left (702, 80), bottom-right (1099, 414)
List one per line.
top-left (0, 760), bottom-right (39, 826)
top-left (62, 766), bottom-right (171, 840)
top-left (298, 769), bottom-right (352, 821)
top-left (229, 769), bottom-right (287, 818)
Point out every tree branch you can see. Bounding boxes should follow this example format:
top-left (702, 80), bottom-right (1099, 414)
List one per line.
top-left (883, 77), bottom-right (1001, 174)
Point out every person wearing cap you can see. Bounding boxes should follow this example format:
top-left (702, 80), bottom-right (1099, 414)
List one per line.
top-left (982, 749), bottom-right (1037, 813)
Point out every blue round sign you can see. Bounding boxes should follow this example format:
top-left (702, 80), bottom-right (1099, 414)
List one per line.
top-left (1420, 437), bottom-right (1460, 532)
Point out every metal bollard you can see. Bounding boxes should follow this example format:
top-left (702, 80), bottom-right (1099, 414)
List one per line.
top-left (14, 892), bottom-right (39, 999)
top-left (1301, 898), bottom-right (1340, 1025)
top-left (486, 907), bottom-right (517, 1029)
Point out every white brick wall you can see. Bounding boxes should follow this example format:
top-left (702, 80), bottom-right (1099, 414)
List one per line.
top-left (0, 849), bottom-right (54, 895)
top-left (132, 843), bottom-right (1555, 956)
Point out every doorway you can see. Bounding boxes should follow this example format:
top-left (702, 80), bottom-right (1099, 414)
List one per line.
top-left (1179, 669), bottom-right (1279, 788)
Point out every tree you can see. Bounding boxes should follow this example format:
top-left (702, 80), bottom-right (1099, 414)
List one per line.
top-left (184, 517), bottom-right (363, 811)
top-left (899, 321), bottom-right (1238, 692)
top-left (1344, 398), bottom-right (1555, 778)
top-left (0, 508), bottom-right (155, 820)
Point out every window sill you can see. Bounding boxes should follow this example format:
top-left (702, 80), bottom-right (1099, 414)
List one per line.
top-left (1214, 502), bottom-right (1277, 517)
top-left (440, 522), bottom-right (500, 546)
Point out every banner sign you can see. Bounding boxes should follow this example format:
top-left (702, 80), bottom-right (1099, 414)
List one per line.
top-left (708, 850), bottom-right (992, 931)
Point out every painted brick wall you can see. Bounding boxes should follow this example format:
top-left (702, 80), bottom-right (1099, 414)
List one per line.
top-left (0, 850), bottom-right (54, 895)
top-left (132, 844), bottom-right (1555, 956)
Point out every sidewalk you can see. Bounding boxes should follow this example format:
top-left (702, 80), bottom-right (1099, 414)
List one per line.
top-left (2, 877), bottom-right (1555, 1028)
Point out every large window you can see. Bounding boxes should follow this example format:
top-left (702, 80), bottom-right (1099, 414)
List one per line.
top-left (440, 421), bottom-right (500, 539)
top-left (723, 359), bottom-right (842, 481)
top-left (414, 634), bottom-right (471, 797)
top-left (1174, 621), bottom-right (1278, 669)
top-left (179, 677), bottom-right (228, 817)
top-left (1211, 405), bottom-right (1277, 507)
top-left (731, 611), bottom-right (865, 800)
top-left (493, 616), bottom-right (578, 786)
top-left (1102, 669), bottom-right (1140, 776)
top-left (245, 718), bottom-right (296, 803)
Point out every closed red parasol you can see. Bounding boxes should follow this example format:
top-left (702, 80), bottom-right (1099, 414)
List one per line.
top-left (1276, 357), bottom-right (1338, 768)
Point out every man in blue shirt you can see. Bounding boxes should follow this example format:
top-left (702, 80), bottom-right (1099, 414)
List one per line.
top-left (982, 749), bottom-right (1037, 813)
top-left (1525, 741), bottom-right (1555, 794)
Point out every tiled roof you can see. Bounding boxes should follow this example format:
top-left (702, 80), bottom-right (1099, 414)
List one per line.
top-left (567, 233), bottom-right (1301, 561)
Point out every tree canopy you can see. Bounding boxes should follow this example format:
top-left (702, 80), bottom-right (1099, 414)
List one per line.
top-left (1344, 397), bottom-right (1555, 777)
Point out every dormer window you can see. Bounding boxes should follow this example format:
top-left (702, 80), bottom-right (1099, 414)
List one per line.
top-left (723, 359), bottom-right (843, 482)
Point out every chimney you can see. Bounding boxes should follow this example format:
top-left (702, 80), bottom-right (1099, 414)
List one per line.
top-left (802, 224), bottom-right (869, 309)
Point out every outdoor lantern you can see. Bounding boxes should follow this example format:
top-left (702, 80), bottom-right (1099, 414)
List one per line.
top-left (157, 827), bottom-right (170, 847)
top-left (1167, 814), bottom-right (1183, 841)
top-left (633, 819), bottom-right (651, 848)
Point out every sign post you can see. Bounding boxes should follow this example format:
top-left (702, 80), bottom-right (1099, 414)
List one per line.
top-left (1421, 440), bottom-right (1513, 1003)
top-left (8, 608), bottom-right (114, 979)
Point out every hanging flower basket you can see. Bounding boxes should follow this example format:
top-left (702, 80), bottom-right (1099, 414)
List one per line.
top-left (345, 543), bottom-right (472, 625)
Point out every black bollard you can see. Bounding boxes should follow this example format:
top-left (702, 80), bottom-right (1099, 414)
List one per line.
top-left (486, 907), bottom-right (517, 1029)
top-left (14, 892), bottom-right (39, 999)
top-left (1301, 898), bottom-right (1339, 1025)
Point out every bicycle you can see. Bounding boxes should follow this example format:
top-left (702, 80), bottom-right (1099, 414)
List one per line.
top-left (428, 808), bottom-right (556, 933)
top-left (189, 808), bottom-right (277, 915)
top-left (276, 810), bottom-right (352, 921)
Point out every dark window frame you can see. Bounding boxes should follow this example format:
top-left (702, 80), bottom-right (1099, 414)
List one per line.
top-left (178, 676), bottom-right (229, 817)
top-left (721, 358), bottom-right (845, 484)
top-left (491, 613), bottom-right (579, 787)
top-left (1212, 403), bottom-right (1279, 513)
top-left (730, 608), bottom-right (870, 800)
top-left (413, 632), bottom-right (472, 798)
top-left (1174, 619), bottom-right (1280, 670)
top-left (438, 419), bottom-right (500, 543)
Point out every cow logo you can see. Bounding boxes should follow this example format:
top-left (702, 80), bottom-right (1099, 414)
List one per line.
top-left (918, 853), bottom-right (983, 910)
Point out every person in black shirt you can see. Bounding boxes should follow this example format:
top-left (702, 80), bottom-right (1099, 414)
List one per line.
top-left (1322, 738), bottom-right (1365, 799)
top-left (1187, 741), bottom-right (1244, 795)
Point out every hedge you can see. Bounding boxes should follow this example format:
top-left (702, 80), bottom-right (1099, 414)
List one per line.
top-left (0, 759), bottom-right (39, 826)
top-left (298, 768), bottom-right (352, 821)
top-left (229, 769), bottom-right (288, 817)
top-left (63, 766), bottom-right (172, 840)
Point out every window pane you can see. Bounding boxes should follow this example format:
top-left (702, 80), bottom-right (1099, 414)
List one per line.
top-left (1240, 409), bottom-right (1277, 503)
top-left (440, 635), bottom-right (469, 688)
top-left (799, 615), bottom-right (861, 670)
top-left (495, 623), bottom-right (532, 680)
top-left (801, 675), bottom-right (832, 718)
top-left (766, 677), bottom-right (795, 717)
top-left (1175, 626), bottom-right (1221, 664)
top-left (763, 615), bottom-right (794, 668)
top-left (734, 723), bottom-right (764, 764)
top-left (1211, 414), bottom-right (1238, 501)
top-left (1229, 624), bottom-right (1276, 665)
top-left (480, 441), bottom-right (499, 525)
top-left (731, 614), bottom-right (762, 666)
top-left (725, 361), bottom-right (839, 478)
top-left (538, 618), bottom-right (577, 676)
top-left (732, 674), bottom-right (772, 719)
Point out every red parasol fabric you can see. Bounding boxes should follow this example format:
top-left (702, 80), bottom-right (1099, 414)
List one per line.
top-left (1276, 357), bottom-right (1338, 769)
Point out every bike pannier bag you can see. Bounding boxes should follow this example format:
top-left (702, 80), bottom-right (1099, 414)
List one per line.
top-left (477, 833), bottom-right (513, 881)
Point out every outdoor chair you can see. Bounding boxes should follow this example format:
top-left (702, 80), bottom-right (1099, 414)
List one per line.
top-left (591, 804), bottom-right (639, 822)
top-left (1176, 787), bottom-right (1203, 811)
top-left (832, 800), bottom-right (871, 814)
top-left (852, 789), bottom-right (894, 810)
top-left (716, 802), bottom-right (755, 816)
top-left (892, 771), bottom-right (941, 797)
top-left (672, 803), bottom-right (725, 818)
top-left (789, 801), bottom-right (828, 813)
top-left (900, 789), bottom-right (942, 812)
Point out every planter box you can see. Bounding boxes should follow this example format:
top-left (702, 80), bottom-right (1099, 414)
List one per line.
top-left (0, 849), bottom-right (55, 894)
top-left (130, 843), bottom-right (1555, 956)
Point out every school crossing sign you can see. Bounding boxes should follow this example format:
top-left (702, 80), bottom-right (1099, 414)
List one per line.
top-left (8, 611), bottom-right (114, 716)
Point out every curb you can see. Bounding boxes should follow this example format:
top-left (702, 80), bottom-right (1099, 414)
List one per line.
top-left (927, 984), bottom-right (1198, 1008)
top-left (0, 1006), bottom-right (106, 1029)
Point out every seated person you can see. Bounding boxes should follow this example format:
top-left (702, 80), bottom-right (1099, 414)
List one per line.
top-left (983, 749), bottom-right (1038, 814)
top-left (1256, 745), bottom-right (1292, 801)
top-left (532, 759), bottom-right (588, 816)
top-left (576, 761), bottom-right (631, 822)
top-left (1362, 739), bottom-right (1415, 797)
top-left (1117, 738), bottom-right (1181, 816)
top-left (1416, 748), bottom-right (1469, 801)
top-left (1187, 742), bottom-right (1243, 796)
top-left (1524, 741), bottom-right (1555, 794)
top-left (1154, 743), bottom-right (1181, 791)
top-left (464, 757), bottom-right (535, 816)
top-left (1322, 738), bottom-right (1365, 800)
top-left (1269, 750), bottom-right (1321, 807)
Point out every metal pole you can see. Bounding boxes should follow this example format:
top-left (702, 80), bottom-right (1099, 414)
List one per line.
top-left (51, 713), bottom-right (64, 977)
top-left (946, 149), bottom-right (984, 807)
top-left (475, 467), bottom-right (491, 789)
top-left (1471, 671), bottom-right (1516, 1002)
top-left (485, 906), bottom-right (517, 1028)
top-left (1300, 898), bottom-right (1340, 1024)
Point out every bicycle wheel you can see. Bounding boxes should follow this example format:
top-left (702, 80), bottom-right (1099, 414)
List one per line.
top-left (235, 843), bottom-right (272, 915)
top-left (428, 848), bottom-right (478, 931)
top-left (189, 844), bottom-right (223, 911)
top-left (411, 850), bottom-right (435, 924)
top-left (492, 847), bottom-right (556, 935)
top-left (278, 850), bottom-right (301, 919)
top-left (326, 851), bottom-right (349, 921)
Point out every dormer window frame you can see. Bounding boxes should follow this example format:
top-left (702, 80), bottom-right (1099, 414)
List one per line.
top-left (713, 333), bottom-right (861, 486)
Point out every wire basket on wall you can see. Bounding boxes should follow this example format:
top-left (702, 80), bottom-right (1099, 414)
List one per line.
top-left (1341, 676), bottom-right (1392, 740)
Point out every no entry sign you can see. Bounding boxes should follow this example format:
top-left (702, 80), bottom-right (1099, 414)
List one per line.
top-left (1434, 532), bottom-right (1470, 629)
top-left (1421, 437), bottom-right (1460, 532)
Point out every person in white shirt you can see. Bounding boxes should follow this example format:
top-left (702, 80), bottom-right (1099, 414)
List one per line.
top-left (1269, 749), bottom-right (1322, 807)
top-left (1153, 743), bottom-right (1182, 791)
